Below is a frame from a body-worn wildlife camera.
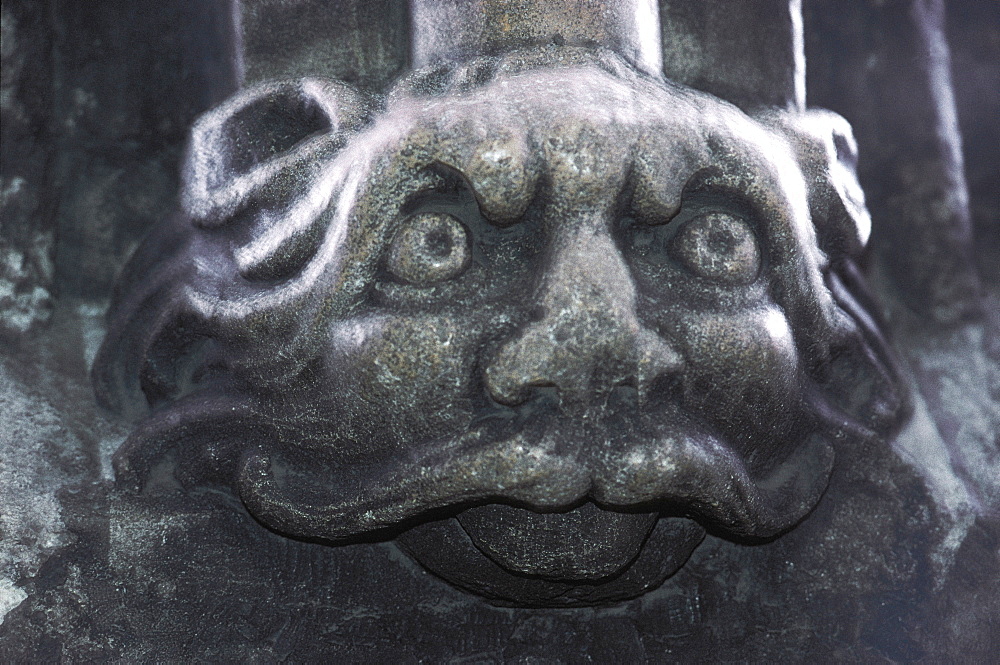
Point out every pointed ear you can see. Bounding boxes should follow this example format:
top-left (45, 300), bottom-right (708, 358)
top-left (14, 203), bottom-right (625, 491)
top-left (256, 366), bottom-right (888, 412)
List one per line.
top-left (181, 77), bottom-right (372, 227)
top-left (763, 109), bottom-right (872, 261)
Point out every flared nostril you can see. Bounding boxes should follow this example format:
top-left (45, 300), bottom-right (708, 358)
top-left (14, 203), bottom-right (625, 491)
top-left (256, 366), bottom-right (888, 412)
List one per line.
top-left (484, 357), bottom-right (544, 406)
top-left (606, 383), bottom-right (640, 410)
top-left (520, 384), bottom-right (561, 410)
top-left (527, 305), bottom-right (547, 323)
top-left (644, 373), bottom-right (684, 404)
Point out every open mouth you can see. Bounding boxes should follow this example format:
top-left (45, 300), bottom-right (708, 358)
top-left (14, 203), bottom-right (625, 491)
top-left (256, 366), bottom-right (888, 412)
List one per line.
top-left (397, 502), bottom-right (708, 606)
top-left (386, 399), bottom-right (834, 605)
top-left (456, 500), bottom-right (661, 581)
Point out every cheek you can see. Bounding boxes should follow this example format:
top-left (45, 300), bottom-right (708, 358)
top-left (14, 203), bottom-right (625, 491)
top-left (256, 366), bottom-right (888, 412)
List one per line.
top-left (678, 307), bottom-right (801, 437)
top-left (324, 314), bottom-right (482, 452)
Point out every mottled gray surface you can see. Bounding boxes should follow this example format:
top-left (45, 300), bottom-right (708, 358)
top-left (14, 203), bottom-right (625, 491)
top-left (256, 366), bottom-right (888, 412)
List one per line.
top-left (1, 338), bottom-right (997, 659)
top-left (92, 40), bottom-right (907, 605)
top-left (2, 0), bottom-right (999, 660)
top-left (240, 0), bottom-right (410, 90)
top-left (1, 1), bottom-right (55, 336)
top-left (659, 0), bottom-right (805, 110)
top-left (47, 0), bottom-right (239, 300)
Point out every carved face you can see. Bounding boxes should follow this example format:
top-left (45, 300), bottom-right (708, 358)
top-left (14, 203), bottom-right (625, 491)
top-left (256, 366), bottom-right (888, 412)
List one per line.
top-left (95, 50), bottom-right (903, 606)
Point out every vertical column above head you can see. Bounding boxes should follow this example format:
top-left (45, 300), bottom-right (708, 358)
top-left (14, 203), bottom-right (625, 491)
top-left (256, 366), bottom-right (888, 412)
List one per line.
top-left (237, 0), bottom-right (410, 91)
top-left (410, 0), bottom-right (664, 77)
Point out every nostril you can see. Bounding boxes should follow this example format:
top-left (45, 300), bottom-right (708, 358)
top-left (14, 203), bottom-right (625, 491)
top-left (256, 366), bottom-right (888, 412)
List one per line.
top-left (645, 373), bottom-right (684, 404)
top-left (607, 383), bottom-right (639, 410)
top-left (527, 305), bottom-right (547, 323)
top-left (483, 380), bottom-right (560, 413)
top-left (524, 384), bottom-right (560, 406)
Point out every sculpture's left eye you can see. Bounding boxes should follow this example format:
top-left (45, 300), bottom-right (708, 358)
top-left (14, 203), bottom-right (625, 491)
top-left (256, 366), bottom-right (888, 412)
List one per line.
top-left (669, 212), bottom-right (760, 285)
top-left (387, 212), bottom-right (471, 286)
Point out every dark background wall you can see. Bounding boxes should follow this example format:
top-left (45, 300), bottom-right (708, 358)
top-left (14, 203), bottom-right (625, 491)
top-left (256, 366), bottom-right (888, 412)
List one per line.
top-left (2, 0), bottom-right (239, 338)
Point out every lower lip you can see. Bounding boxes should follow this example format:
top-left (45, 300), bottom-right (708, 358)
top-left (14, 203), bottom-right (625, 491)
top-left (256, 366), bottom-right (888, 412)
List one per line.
top-left (456, 500), bottom-right (659, 580)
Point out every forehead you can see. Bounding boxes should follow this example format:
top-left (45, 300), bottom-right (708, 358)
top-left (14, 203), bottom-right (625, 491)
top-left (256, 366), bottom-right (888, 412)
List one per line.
top-left (362, 64), bottom-right (799, 221)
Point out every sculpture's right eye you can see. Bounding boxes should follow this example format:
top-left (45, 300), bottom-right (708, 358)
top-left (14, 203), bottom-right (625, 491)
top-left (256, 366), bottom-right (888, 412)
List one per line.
top-left (387, 212), bottom-right (471, 286)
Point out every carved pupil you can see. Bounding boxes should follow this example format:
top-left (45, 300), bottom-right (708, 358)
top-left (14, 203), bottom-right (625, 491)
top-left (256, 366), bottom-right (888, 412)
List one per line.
top-left (388, 212), bottom-right (471, 285)
top-left (670, 212), bottom-right (760, 284)
top-left (425, 229), bottom-right (454, 258)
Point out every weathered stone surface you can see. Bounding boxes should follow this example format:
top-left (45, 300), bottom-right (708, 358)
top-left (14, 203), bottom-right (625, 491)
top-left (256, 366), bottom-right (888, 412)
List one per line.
top-left (49, 0), bottom-right (239, 299)
top-left (1, 1), bottom-right (56, 337)
top-left (1, 361), bottom-right (997, 659)
top-left (946, 0), bottom-right (1000, 284)
top-left (1, 0), bottom-right (998, 659)
top-left (0, 304), bottom-right (126, 631)
top-left (413, 0), bottom-right (663, 76)
top-left (660, 0), bottom-right (805, 110)
top-left (240, 0), bottom-right (409, 90)
top-left (92, 41), bottom-right (906, 606)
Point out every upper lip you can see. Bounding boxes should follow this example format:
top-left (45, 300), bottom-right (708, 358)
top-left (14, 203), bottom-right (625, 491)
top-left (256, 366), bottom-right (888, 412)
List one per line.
top-left (236, 398), bottom-right (834, 544)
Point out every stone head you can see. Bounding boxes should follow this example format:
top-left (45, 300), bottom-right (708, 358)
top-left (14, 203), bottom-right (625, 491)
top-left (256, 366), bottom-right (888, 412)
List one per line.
top-left (94, 47), bottom-right (904, 605)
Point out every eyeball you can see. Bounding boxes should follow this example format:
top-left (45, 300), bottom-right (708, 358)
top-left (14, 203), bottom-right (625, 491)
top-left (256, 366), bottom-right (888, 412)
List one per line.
top-left (388, 212), bottom-right (471, 286)
top-left (670, 212), bottom-right (760, 285)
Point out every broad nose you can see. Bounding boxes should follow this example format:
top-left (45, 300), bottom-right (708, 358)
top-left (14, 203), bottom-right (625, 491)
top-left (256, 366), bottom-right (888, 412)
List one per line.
top-left (485, 224), bottom-right (682, 409)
